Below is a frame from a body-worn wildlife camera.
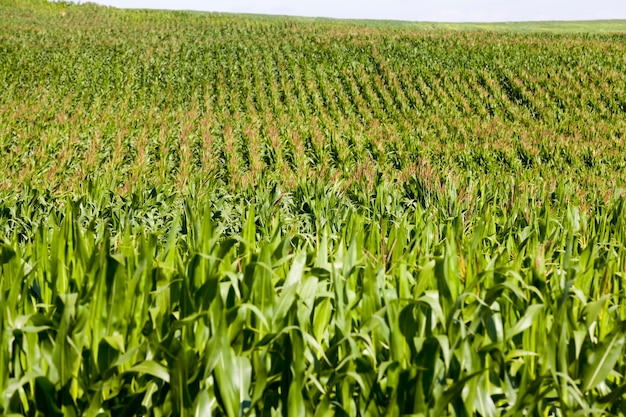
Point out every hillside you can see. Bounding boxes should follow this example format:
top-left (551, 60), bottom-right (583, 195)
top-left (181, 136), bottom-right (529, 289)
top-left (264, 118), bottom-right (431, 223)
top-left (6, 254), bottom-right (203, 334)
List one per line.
top-left (1, 1), bottom-right (626, 416)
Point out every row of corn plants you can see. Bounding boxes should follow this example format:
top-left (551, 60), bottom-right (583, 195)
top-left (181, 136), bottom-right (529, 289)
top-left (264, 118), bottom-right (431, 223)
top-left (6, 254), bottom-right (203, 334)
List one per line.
top-left (2, 180), bottom-right (626, 415)
top-left (1, 1), bottom-right (625, 198)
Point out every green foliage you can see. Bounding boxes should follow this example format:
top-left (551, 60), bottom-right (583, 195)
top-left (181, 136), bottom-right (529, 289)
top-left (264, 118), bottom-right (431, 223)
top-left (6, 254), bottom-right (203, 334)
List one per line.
top-left (1, 1), bottom-right (626, 415)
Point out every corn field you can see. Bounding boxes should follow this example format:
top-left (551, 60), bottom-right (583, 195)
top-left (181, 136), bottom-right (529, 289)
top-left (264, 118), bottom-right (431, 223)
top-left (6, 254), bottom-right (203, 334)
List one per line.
top-left (1, 1), bottom-right (626, 415)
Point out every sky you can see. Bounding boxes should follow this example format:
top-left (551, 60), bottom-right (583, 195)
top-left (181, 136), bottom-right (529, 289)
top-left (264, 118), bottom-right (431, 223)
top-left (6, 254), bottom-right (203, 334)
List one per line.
top-left (75, 0), bottom-right (626, 22)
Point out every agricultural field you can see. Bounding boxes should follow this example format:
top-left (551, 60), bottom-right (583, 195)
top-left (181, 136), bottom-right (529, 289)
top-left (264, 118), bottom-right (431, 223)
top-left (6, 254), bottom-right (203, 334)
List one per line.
top-left (1, 0), bottom-right (626, 415)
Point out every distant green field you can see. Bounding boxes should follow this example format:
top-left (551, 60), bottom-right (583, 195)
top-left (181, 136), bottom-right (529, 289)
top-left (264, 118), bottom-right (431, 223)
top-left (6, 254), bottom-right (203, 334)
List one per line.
top-left (421, 19), bottom-right (626, 33)
top-left (245, 16), bottom-right (626, 33)
top-left (171, 8), bottom-right (626, 33)
top-left (1, 1), bottom-right (626, 416)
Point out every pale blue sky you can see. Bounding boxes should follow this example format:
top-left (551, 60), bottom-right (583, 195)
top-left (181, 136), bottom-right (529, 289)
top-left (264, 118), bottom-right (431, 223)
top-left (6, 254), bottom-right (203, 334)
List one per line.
top-left (76, 1), bottom-right (626, 22)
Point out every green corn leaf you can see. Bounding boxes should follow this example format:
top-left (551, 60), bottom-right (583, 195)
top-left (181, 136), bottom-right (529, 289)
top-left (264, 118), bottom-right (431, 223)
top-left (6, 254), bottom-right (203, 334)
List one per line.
top-left (273, 250), bottom-right (306, 329)
top-left (33, 376), bottom-right (63, 417)
top-left (126, 361), bottom-right (170, 383)
top-left (194, 390), bottom-right (213, 417)
top-left (582, 326), bottom-right (626, 392)
top-left (0, 244), bottom-right (16, 265)
top-left (433, 370), bottom-right (483, 416)
top-left (288, 380), bottom-right (306, 417)
top-left (214, 320), bottom-right (252, 417)
top-left (506, 304), bottom-right (544, 341)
